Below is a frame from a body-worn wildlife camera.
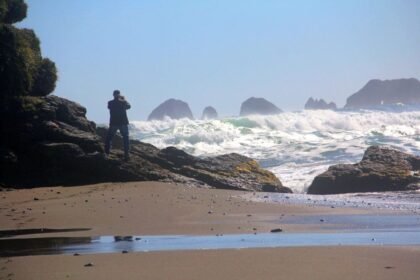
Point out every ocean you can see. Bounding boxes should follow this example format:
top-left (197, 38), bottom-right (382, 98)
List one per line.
top-left (130, 108), bottom-right (420, 194)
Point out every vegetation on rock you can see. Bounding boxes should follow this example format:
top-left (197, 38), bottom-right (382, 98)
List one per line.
top-left (0, 0), bottom-right (27, 24)
top-left (0, 0), bottom-right (57, 99)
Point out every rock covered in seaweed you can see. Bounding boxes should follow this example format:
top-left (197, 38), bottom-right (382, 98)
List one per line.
top-left (307, 146), bottom-right (420, 194)
top-left (155, 147), bottom-right (291, 193)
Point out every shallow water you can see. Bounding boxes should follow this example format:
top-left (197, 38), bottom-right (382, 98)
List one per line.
top-left (2, 213), bottom-right (420, 257)
top-left (278, 214), bottom-right (420, 232)
top-left (1, 231), bottom-right (420, 257)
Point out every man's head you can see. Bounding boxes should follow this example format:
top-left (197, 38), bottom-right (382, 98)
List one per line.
top-left (113, 90), bottom-right (121, 97)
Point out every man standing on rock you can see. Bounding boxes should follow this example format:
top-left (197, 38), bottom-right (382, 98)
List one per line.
top-left (105, 90), bottom-right (131, 161)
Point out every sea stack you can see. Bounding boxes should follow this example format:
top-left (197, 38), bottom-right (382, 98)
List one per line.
top-left (304, 98), bottom-right (337, 110)
top-left (148, 99), bottom-right (194, 121)
top-left (345, 78), bottom-right (420, 109)
top-left (239, 97), bottom-right (282, 116)
top-left (201, 106), bottom-right (218, 120)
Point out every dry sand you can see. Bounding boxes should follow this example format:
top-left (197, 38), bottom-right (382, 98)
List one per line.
top-left (0, 181), bottom-right (374, 236)
top-left (1, 181), bottom-right (419, 279)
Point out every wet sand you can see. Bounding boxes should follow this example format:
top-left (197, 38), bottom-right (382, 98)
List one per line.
top-left (1, 182), bottom-right (419, 279)
top-left (3, 247), bottom-right (420, 280)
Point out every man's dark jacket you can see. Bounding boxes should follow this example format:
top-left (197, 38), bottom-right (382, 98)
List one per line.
top-left (108, 98), bottom-right (131, 126)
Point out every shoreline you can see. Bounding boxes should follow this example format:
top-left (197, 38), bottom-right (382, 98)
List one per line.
top-left (1, 181), bottom-right (420, 279)
top-left (0, 182), bottom-right (391, 237)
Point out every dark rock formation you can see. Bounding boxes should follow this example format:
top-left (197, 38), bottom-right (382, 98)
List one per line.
top-left (201, 106), bottom-right (218, 120)
top-left (307, 146), bottom-right (420, 194)
top-left (0, 95), bottom-right (291, 193)
top-left (148, 99), bottom-right (194, 121)
top-left (240, 97), bottom-right (282, 116)
top-left (345, 78), bottom-right (420, 109)
top-left (304, 98), bottom-right (337, 110)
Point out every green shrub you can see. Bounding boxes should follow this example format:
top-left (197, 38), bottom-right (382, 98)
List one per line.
top-left (0, 0), bottom-right (58, 99)
top-left (0, 0), bottom-right (27, 24)
top-left (0, 25), bottom-right (42, 97)
top-left (31, 58), bottom-right (58, 96)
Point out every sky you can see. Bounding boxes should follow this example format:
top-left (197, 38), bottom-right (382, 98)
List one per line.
top-left (19, 0), bottom-right (420, 122)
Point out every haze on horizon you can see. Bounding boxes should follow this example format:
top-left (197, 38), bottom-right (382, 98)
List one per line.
top-left (19, 0), bottom-right (420, 122)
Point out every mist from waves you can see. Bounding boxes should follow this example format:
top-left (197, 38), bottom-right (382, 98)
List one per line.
top-left (130, 109), bottom-right (420, 193)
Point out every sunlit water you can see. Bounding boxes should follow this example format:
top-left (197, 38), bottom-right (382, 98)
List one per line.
top-left (130, 108), bottom-right (420, 194)
top-left (2, 230), bottom-right (420, 256)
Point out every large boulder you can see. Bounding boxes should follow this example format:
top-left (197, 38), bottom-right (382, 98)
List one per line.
top-left (345, 78), bottom-right (420, 109)
top-left (155, 147), bottom-right (291, 193)
top-left (0, 95), bottom-right (290, 193)
top-left (304, 97), bottom-right (337, 110)
top-left (307, 146), bottom-right (420, 194)
top-left (148, 99), bottom-right (194, 121)
top-left (201, 106), bottom-right (218, 120)
top-left (239, 97), bottom-right (282, 116)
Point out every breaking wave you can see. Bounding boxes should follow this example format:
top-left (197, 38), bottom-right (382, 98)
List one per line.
top-left (130, 109), bottom-right (420, 193)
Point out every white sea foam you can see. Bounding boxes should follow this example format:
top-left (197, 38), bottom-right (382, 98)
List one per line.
top-left (130, 109), bottom-right (420, 193)
top-left (242, 190), bottom-right (420, 212)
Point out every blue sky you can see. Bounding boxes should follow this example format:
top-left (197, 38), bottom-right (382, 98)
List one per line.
top-left (19, 0), bottom-right (420, 122)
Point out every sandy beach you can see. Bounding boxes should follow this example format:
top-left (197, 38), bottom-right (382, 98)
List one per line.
top-left (1, 182), bottom-right (419, 279)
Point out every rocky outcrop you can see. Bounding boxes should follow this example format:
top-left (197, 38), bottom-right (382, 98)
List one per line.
top-left (240, 97), bottom-right (282, 116)
top-left (345, 78), bottom-right (420, 109)
top-left (148, 99), bottom-right (194, 121)
top-left (156, 148), bottom-right (291, 192)
top-left (201, 106), bottom-right (218, 120)
top-left (0, 95), bottom-right (291, 193)
top-left (95, 129), bottom-right (291, 193)
top-left (307, 146), bottom-right (420, 194)
top-left (1, 95), bottom-right (133, 187)
top-left (304, 98), bottom-right (337, 110)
